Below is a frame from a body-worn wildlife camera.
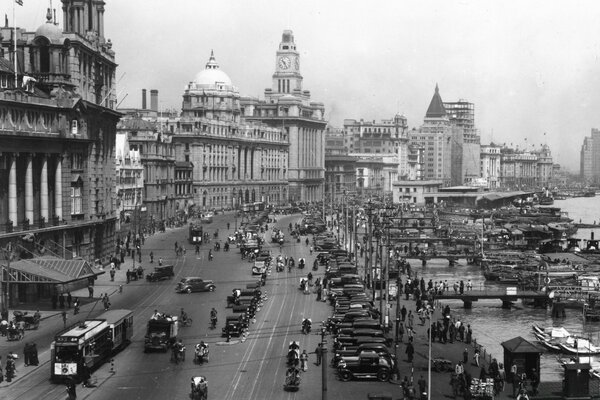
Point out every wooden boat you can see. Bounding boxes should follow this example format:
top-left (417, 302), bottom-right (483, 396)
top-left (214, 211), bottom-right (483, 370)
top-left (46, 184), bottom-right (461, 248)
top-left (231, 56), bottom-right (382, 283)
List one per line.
top-left (559, 339), bottom-right (600, 355)
top-left (532, 324), bottom-right (571, 352)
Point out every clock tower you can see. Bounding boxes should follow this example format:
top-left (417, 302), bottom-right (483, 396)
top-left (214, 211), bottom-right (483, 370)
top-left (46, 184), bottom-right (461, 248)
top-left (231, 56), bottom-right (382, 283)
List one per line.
top-left (272, 30), bottom-right (303, 95)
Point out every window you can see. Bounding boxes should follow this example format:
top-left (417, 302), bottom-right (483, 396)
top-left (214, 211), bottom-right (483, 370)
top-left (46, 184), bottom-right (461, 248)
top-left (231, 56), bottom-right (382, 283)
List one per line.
top-left (71, 153), bottom-right (84, 170)
top-left (71, 185), bottom-right (83, 215)
top-left (71, 120), bottom-right (78, 134)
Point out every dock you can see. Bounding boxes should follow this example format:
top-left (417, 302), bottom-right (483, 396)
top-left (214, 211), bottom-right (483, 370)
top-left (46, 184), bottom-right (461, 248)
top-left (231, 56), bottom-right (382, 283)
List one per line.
top-left (436, 289), bottom-right (549, 309)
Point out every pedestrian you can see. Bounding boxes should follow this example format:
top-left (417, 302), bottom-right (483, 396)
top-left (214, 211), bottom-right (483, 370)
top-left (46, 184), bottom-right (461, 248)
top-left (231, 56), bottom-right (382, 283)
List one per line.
top-left (66, 378), bottom-right (77, 400)
top-left (23, 342), bottom-right (31, 366)
top-left (408, 310), bottom-right (414, 328)
top-left (405, 342), bottom-right (414, 362)
top-left (110, 268), bottom-right (115, 282)
top-left (88, 284), bottom-right (94, 298)
top-left (399, 322), bottom-right (405, 342)
top-left (158, 257), bottom-right (163, 266)
top-left (66, 292), bottom-right (72, 308)
top-left (401, 305), bottom-right (407, 321)
top-left (315, 343), bottom-right (322, 366)
top-left (417, 375), bottom-right (427, 397)
top-left (463, 348), bottom-right (469, 364)
top-left (465, 324), bottom-right (472, 344)
top-left (530, 368), bottom-right (539, 395)
top-left (150, 251), bottom-right (154, 263)
top-left (126, 269), bottom-right (131, 284)
top-left (473, 349), bottom-right (480, 367)
top-left (316, 285), bottom-right (322, 301)
top-left (512, 369), bottom-right (522, 399)
top-left (61, 310), bottom-right (67, 328)
top-left (5, 354), bottom-right (15, 382)
top-left (300, 349), bottom-right (308, 371)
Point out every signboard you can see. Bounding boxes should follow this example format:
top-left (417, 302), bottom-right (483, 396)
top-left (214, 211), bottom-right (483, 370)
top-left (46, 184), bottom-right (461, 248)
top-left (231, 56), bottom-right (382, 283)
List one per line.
top-left (54, 362), bottom-right (77, 375)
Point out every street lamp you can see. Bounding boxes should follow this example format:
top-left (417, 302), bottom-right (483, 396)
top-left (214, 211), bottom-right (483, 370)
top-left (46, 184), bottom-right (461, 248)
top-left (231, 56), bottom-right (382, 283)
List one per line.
top-left (320, 321), bottom-right (328, 400)
top-left (427, 306), bottom-right (435, 400)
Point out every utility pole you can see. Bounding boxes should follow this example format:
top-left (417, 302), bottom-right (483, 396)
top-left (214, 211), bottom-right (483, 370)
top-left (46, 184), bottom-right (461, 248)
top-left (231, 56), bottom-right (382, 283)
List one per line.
top-left (1, 242), bottom-right (12, 320)
top-left (321, 322), bottom-right (328, 400)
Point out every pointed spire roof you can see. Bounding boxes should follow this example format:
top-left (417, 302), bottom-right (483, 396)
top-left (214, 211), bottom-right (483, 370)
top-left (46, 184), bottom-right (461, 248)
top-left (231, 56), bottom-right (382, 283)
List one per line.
top-left (425, 83), bottom-right (446, 118)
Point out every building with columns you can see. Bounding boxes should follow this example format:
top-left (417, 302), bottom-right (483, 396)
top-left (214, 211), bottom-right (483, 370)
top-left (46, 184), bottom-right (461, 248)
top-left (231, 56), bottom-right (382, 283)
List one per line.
top-left (480, 144), bottom-right (502, 188)
top-left (241, 30), bottom-right (326, 203)
top-left (171, 52), bottom-right (289, 210)
top-left (0, 1), bottom-right (120, 307)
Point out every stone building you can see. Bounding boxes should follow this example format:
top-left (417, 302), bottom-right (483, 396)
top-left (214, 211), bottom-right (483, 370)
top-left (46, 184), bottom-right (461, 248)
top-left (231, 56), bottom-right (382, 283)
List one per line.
top-left (170, 52), bottom-right (289, 210)
top-left (480, 144), bottom-right (502, 189)
top-left (0, 1), bottom-right (120, 307)
top-left (241, 30), bottom-right (326, 203)
top-left (409, 85), bottom-right (480, 186)
top-left (324, 127), bottom-right (358, 203)
top-left (115, 131), bottom-right (144, 230)
top-left (580, 128), bottom-right (600, 184)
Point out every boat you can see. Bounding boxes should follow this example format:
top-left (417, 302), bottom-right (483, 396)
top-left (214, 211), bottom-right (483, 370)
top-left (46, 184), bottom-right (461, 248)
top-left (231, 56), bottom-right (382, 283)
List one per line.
top-left (558, 338), bottom-right (600, 355)
top-left (532, 324), bottom-right (572, 352)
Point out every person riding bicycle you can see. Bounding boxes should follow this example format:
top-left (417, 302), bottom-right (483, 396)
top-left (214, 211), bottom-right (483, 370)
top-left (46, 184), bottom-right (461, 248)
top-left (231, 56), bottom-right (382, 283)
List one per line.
top-left (180, 308), bottom-right (190, 325)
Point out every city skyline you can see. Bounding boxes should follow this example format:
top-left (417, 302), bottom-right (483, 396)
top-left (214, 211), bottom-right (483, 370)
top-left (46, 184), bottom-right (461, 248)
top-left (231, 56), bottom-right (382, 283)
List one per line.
top-left (13, 0), bottom-right (600, 172)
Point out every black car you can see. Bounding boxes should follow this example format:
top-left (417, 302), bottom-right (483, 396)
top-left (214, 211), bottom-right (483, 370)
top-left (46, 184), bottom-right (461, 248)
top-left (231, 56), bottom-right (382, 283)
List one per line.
top-left (146, 265), bottom-right (175, 282)
top-left (337, 352), bottom-right (392, 382)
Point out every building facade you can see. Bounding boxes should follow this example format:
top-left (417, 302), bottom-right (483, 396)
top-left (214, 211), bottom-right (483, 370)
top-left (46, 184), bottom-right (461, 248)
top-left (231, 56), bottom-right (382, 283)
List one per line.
top-left (480, 144), bottom-right (502, 189)
top-left (241, 30), bottom-right (326, 203)
top-left (115, 132), bottom-right (143, 230)
top-left (409, 85), bottom-right (480, 187)
top-left (0, 1), bottom-right (120, 308)
top-left (171, 53), bottom-right (289, 210)
top-left (580, 128), bottom-right (600, 184)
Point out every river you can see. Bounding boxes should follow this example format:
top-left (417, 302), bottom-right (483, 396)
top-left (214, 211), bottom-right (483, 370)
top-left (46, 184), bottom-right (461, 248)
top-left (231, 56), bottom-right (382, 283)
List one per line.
top-left (407, 195), bottom-right (600, 381)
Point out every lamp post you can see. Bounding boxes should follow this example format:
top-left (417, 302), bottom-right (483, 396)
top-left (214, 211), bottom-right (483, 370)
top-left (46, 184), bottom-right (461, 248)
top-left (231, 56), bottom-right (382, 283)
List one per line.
top-left (427, 306), bottom-right (435, 400)
top-left (321, 322), bottom-right (328, 400)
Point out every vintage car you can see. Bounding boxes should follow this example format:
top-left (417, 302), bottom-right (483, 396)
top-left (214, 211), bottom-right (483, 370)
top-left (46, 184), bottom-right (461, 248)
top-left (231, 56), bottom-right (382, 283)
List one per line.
top-left (146, 265), bottom-right (175, 282)
top-left (222, 315), bottom-right (246, 337)
top-left (337, 352), bottom-right (392, 382)
top-left (176, 277), bottom-right (216, 293)
top-left (252, 261), bottom-right (267, 275)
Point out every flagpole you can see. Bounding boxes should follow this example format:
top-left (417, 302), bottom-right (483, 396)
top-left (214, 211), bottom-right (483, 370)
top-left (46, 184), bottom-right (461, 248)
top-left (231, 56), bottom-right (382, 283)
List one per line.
top-left (13, 0), bottom-right (17, 88)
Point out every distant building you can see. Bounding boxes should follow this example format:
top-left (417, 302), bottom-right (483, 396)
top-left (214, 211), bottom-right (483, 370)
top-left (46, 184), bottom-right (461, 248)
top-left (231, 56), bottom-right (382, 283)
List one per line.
top-left (497, 144), bottom-right (554, 189)
top-left (409, 85), bottom-right (480, 186)
top-left (241, 30), bottom-right (326, 202)
top-left (115, 132), bottom-right (144, 230)
top-left (406, 143), bottom-right (424, 181)
top-left (580, 129), bottom-right (600, 184)
top-left (480, 144), bottom-right (502, 189)
top-left (324, 127), bottom-right (358, 203)
top-left (392, 180), bottom-right (443, 204)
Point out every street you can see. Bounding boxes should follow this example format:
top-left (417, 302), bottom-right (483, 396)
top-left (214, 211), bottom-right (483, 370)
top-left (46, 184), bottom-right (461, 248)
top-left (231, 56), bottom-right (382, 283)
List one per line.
top-left (1, 212), bottom-right (356, 400)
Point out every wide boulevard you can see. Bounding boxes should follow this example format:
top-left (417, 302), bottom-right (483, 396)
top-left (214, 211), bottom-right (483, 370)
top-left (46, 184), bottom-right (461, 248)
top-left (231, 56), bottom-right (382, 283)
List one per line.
top-left (2, 212), bottom-right (381, 400)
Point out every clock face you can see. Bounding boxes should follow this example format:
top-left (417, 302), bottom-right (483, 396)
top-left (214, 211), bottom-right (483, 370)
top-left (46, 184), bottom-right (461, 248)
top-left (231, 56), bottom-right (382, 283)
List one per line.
top-left (278, 56), bottom-right (290, 70)
top-left (294, 57), bottom-right (300, 70)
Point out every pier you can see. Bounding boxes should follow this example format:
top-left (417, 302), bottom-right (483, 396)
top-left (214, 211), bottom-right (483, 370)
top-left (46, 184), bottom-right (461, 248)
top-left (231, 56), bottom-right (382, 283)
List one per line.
top-left (436, 289), bottom-right (549, 309)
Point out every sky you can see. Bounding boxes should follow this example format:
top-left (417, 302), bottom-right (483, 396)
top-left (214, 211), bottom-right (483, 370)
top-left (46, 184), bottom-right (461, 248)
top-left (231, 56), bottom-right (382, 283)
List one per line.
top-left (13, 0), bottom-right (600, 172)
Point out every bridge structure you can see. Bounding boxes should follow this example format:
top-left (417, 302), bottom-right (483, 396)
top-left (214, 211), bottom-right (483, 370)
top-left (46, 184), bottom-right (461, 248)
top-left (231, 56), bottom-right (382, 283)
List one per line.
top-left (435, 289), bottom-right (550, 309)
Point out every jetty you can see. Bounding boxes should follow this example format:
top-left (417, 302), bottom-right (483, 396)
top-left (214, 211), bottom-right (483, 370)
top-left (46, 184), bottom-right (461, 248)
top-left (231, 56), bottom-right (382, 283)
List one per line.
top-left (436, 289), bottom-right (549, 309)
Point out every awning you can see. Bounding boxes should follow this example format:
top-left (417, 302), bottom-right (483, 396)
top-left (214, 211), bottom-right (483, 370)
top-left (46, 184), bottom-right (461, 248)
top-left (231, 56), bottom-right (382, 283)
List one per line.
top-left (2, 257), bottom-right (104, 284)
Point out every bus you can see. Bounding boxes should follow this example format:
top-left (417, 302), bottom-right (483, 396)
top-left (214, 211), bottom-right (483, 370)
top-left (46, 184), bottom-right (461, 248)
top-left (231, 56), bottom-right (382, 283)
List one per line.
top-left (189, 223), bottom-right (203, 244)
top-left (51, 309), bottom-right (133, 382)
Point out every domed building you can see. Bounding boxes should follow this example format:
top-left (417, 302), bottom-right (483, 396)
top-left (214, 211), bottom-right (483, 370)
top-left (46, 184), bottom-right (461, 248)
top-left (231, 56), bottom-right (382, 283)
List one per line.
top-left (181, 51), bottom-right (240, 123)
top-left (170, 52), bottom-right (290, 210)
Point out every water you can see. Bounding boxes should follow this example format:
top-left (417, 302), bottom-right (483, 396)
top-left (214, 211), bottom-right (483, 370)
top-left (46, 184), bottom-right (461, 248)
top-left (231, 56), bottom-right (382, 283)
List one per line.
top-left (410, 196), bottom-right (600, 380)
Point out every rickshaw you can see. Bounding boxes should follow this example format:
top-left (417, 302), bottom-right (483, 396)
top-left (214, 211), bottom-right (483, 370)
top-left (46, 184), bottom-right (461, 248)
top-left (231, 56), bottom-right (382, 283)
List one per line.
top-left (7, 325), bottom-right (23, 341)
top-left (284, 366), bottom-right (300, 392)
top-left (194, 343), bottom-right (209, 364)
top-left (190, 376), bottom-right (208, 400)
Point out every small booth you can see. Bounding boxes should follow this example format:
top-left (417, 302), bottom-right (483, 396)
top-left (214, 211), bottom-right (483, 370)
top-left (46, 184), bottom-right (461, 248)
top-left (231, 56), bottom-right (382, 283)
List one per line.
top-left (563, 363), bottom-right (591, 399)
top-left (501, 336), bottom-right (542, 381)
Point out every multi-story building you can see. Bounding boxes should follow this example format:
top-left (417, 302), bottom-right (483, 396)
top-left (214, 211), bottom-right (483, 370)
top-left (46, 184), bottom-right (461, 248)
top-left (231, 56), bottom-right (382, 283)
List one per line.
top-left (410, 85), bottom-right (480, 186)
top-left (580, 129), bottom-right (600, 184)
top-left (533, 144), bottom-right (554, 188)
top-left (241, 30), bottom-right (326, 202)
top-left (480, 144), bottom-right (502, 189)
top-left (406, 143), bottom-right (424, 181)
top-left (115, 132), bottom-right (143, 230)
top-left (324, 127), bottom-right (358, 203)
top-left (499, 148), bottom-right (539, 189)
top-left (0, 1), bottom-right (120, 307)
top-left (171, 52), bottom-right (289, 209)
top-left (117, 117), bottom-right (176, 224)
top-left (342, 115), bottom-right (409, 182)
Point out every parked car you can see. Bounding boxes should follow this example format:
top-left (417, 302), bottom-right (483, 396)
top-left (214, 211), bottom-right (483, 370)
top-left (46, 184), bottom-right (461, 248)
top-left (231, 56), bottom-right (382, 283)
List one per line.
top-left (337, 352), bottom-right (393, 382)
top-left (176, 277), bottom-right (216, 293)
top-left (252, 261), bottom-right (267, 275)
top-left (334, 349), bottom-right (396, 370)
top-left (146, 265), bottom-right (175, 282)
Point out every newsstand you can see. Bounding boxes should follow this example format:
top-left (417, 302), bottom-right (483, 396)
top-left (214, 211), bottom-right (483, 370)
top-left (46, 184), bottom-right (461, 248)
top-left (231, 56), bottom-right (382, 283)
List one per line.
top-left (469, 377), bottom-right (494, 399)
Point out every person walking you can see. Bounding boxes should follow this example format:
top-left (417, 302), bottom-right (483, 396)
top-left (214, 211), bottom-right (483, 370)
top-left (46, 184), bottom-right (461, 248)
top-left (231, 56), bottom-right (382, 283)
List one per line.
top-left (66, 292), bottom-right (72, 308)
top-left (61, 310), bottom-right (67, 329)
top-left (405, 342), bottom-right (414, 362)
top-left (407, 310), bottom-right (414, 328)
top-left (417, 375), bottom-right (427, 397)
top-left (530, 368), bottom-right (540, 395)
top-left (473, 349), bottom-right (480, 367)
top-left (300, 349), bottom-right (308, 371)
top-left (150, 251), bottom-right (154, 263)
top-left (463, 348), bottom-right (469, 364)
top-left (401, 305), bottom-right (407, 322)
top-left (315, 343), bottom-right (322, 366)
top-left (88, 284), bottom-right (94, 299)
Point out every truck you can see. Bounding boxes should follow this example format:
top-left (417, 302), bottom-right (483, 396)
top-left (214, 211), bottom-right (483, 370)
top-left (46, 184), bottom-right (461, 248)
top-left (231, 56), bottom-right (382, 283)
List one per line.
top-left (144, 315), bottom-right (179, 352)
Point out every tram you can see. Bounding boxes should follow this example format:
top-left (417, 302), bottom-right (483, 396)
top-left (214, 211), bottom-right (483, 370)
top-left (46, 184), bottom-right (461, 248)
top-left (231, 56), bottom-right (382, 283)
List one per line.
top-left (50, 309), bottom-right (133, 382)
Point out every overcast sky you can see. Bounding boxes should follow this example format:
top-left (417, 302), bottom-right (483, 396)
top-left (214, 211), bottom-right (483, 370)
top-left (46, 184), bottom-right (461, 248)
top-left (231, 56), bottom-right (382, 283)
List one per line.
top-left (15, 0), bottom-right (600, 171)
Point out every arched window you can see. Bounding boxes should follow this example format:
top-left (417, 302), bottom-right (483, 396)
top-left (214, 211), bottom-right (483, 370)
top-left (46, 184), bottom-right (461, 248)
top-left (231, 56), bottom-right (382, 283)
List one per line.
top-left (34, 37), bottom-right (51, 73)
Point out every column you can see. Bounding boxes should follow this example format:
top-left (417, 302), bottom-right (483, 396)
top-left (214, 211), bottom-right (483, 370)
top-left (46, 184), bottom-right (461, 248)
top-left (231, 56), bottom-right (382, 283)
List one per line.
top-left (41, 155), bottom-right (49, 221)
top-left (8, 154), bottom-right (17, 226)
top-left (25, 154), bottom-right (34, 223)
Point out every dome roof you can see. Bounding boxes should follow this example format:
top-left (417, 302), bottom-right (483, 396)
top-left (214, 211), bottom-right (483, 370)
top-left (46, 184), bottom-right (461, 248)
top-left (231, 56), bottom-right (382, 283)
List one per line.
top-left (193, 51), bottom-right (232, 86)
top-left (35, 22), bottom-right (63, 43)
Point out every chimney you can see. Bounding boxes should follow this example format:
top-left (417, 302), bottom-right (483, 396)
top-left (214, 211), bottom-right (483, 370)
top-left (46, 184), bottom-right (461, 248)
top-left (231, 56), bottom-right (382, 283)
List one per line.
top-left (150, 89), bottom-right (158, 112)
top-left (142, 89), bottom-right (147, 110)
